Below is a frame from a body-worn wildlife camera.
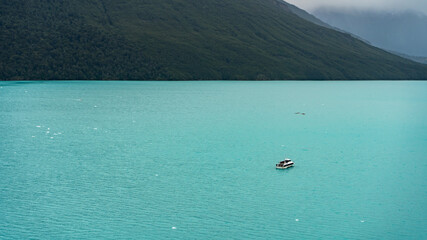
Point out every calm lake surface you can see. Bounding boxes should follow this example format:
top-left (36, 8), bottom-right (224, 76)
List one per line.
top-left (1, 81), bottom-right (426, 239)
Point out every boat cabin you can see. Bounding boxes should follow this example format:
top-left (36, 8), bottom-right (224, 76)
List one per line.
top-left (276, 158), bottom-right (294, 169)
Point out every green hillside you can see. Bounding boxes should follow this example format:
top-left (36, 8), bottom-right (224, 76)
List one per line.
top-left (1, 0), bottom-right (426, 80)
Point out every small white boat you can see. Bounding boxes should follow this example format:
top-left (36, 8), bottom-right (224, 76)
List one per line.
top-left (276, 158), bottom-right (294, 169)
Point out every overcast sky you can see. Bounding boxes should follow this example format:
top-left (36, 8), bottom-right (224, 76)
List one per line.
top-left (285, 0), bottom-right (427, 14)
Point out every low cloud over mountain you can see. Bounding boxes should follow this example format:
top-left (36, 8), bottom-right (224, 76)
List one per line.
top-left (313, 8), bottom-right (427, 57)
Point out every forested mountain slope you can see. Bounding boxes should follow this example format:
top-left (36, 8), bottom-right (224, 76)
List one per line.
top-left (1, 0), bottom-right (426, 80)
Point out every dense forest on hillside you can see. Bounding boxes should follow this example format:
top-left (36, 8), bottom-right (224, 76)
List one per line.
top-left (1, 0), bottom-right (426, 80)
top-left (0, 1), bottom-right (166, 79)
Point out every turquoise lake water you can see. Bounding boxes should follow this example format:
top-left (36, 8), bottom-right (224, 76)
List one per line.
top-left (0, 81), bottom-right (426, 239)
